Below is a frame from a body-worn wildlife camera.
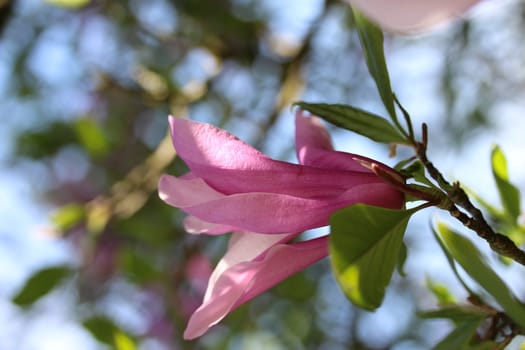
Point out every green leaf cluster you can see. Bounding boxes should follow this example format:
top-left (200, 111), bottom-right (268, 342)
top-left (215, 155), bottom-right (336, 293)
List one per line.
top-left (435, 222), bottom-right (525, 328)
top-left (421, 304), bottom-right (500, 350)
top-left (429, 222), bottom-right (525, 348)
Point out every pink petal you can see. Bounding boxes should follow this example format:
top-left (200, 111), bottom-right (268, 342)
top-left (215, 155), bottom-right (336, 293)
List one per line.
top-left (169, 116), bottom-right (382, 197)
top-left (160, 162), bottom-right (384, 202)
top-left (183, 216), bottom-right (237, 235)
top-left (295, 110), bottom-right (375, 172)
top-left (183, 236), bottom-right (328, 339)
top-left (159, 174), bottom-right (403, 233)
top-left (158, 175), bottom-right (224, 207)
top-left (169, 116), bottom-right (272, 171)
top-left (204, 231), bottom-right (297, 301)
top-left (346, 0), bottom-right (480, 32)
top-left (294, 109), bottom-right (334, 160)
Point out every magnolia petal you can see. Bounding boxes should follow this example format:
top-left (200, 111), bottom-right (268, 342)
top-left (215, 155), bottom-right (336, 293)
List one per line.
top-left (204, 231), bottom-right (297, 301)
top-left (346, 0), bottom-right (480, 32)
top-left (295, 111), bottom-right (376, 172)
top-left (160, 161), bottom-right (383, 201)
top-left (183, 236), bottom-right (328, 339)
top-left (169, 116), bottom-right (383, 197)
top-left (236, 236), bottom-right (328, 304)
top-left (188, 164), bottom-right (384, 198)
top-left (158, 175), bottom-right (224, 207)
top-left (183, 216), bottom-right (237, 235)
top-left (294, 110), bottom-right (334, 162)
top-left (164, 181), bottom-right (403, 234)
top-left (169, 116), bottom-right (272, 171)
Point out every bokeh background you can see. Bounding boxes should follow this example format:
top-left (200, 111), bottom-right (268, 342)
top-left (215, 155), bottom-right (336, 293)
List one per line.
top-left (1, 0), bottom-right (525, 349)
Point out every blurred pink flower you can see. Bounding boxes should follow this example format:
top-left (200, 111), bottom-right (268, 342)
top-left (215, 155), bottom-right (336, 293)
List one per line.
top-left (158, 110), bottom-right (404, 235)
top-left (185, 254), bottom-right (213, 294)
top-left (177, 253), bottom-right (214, 319)
top-left (345, 0), bottom-right (481, 32)
top-left (158, 110), bottom-right (405, 338)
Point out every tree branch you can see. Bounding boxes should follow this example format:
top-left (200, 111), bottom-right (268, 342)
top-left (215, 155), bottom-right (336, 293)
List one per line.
top-left (415, 123), bottom-right (525, 266)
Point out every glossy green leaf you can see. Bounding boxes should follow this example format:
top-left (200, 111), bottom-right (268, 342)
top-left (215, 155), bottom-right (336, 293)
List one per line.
top-left (295, 102), bottom-right (406, 144)
top-left (13, 266), bottom-right (71, 306)
top-left (351, 8), bottom-right (396, 121)
top-left (433, 320), bottom-right (484, 350)
top-left (491, 145), bottom-right (521, 220)
top-left (330, 204), bottom-right (412, 310)
top-left (51, 203), bottom-right (85, 232)
top-left (436, 222), bottom-right (525, 328)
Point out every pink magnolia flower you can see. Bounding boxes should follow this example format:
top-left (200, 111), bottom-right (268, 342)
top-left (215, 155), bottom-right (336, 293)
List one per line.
top-left (158, 111), bottom-right (404, 235)
top-left (345, 0), bottom-right (481, 32)
top-left (158, 110), bottom-right (405, 338)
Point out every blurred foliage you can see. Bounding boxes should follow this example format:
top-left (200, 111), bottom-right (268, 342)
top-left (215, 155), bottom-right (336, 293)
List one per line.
top-left (3, 0), bottom-right (525, 349)
top-left (12, 265), bottom-right (72, 307)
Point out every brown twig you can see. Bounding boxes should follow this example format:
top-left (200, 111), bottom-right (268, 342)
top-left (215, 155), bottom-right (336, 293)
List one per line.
top-left (414, 123), bottom-right (525, 266)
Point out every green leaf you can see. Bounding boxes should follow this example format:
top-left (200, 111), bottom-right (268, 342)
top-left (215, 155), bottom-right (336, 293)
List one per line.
top-left (491, 145), bottom-right (521, 220)
top-left (398, 160), bottom-right (434, 187)
top-left (396, 241), bottom-right (408, 276)
top-left (45, 0), bottom-right (90, 9)
top-left (51, 203), bottom-right (85, 232)
top-left (426, 279), bottom-right (457, 304)
top-left (330, 204), bottom-right (412, 310)
top-left (295, 102), bottom-right (406, 144)
top-left (433, 320), bottom-right (484, 350)
top-left (435, 222), bottom-right (525, 328)
top-left (84, 316), bottom-right (136, 348)
top-left (431, 224), bottom-right (477, 297)
top-left (114, 330), bottom-right (137, 350)
top-left (15, 121), bottom-right (77, 159)
top-left (13, 266), bottom-right (72, 306)
top-left (467, 342), bottom-right (502, 350)
top-left (419, 305), bottom-right (488, 323)
top-left (83, 316), bottom-right (120, 345)
top-left (464, 186), bottom-right (506, 222)
top-left (74, 117), bottom-right (110, 158)
top-left (351, 8), bottom-right (396, 121)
